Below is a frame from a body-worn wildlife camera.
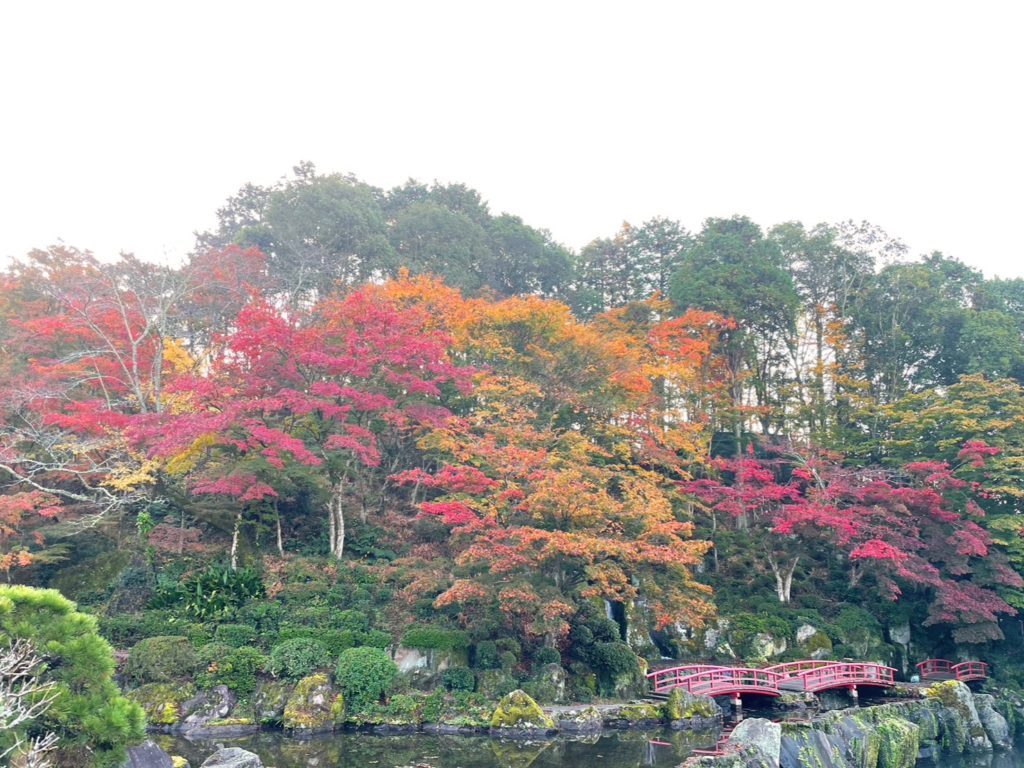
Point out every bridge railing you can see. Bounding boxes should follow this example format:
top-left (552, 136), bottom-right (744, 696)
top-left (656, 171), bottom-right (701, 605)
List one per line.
top-left (916, 659), bottom-right (954, 678)
top-left (647, 665), bottom-right (730, 693)
top-left (916, 659), bottom-right (988, 682)
top-left (683, 667), bottom-right (783, 697)
top-left (764, 660), bottom-right (839, 678)
top-left (952, 661), bottom-right (988, 681)
top-left (801, 663), bottom-right (896, 691)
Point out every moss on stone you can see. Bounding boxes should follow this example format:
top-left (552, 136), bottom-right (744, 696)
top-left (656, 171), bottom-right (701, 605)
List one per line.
top-left (128, 682), bottom-right (195, 726)
top-left (205, 717), bottom-right (254, 726)
top-left (489, 689), bottom-right (555, 730)
top-left (876, 718), bottom-right (919, 768)
top-left (617, 703), bottom-right (663, 722)
top-left (663, 688), bottom-right (718, 720)
top-left (283, 673), bottom-right (341, 731)
top-left (171, 757), bottom-right (189, 768)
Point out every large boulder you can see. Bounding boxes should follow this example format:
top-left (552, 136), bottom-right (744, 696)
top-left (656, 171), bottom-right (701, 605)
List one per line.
top-left (925, 680), bottom-right (992, 752)
top-left (489, 689), bottom-right (555, 735)
top-left (729, 718), bottom-right (781, 768)
top-left (199, 748), bottom-right (262, 768)
top-left (122, 740), bottom-right (173, 768)
top-left (127, 683), bottom-right (194, 729)
top-left (875, 718), bottom-right (920, 768)
top-left (526, 663), bottom-right (567, 703)
top-left (252, 679), bottom-right (293, 725)
top-left (554, 705), bottom-right (603, 733)
top-left (974, 694), bottom-right (1012, 750)
top-left (603, 702), bottom-right (663, 728)
top-left (795, 624), bottom-right (833, 659)
top-left (664, 688), bottom-right (720, 721)
top-left (179, 685), bottom-right (237, 733)
top-left (282, 673), bottom-right (343, 733)
top-left (750, 633), bottom-right (787, 661)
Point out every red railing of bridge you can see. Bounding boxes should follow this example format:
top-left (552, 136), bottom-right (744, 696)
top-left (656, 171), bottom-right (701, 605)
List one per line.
top-left (649, 666), bottom-right (783, 696)
top-left (764, 660), bottom-right (838, 677)
top-left (916, 659), bottom-right (988, 682)
top-left (798, 663), bottom-right (896, 692)
top-left (647, 665), bottom-right (730, 694)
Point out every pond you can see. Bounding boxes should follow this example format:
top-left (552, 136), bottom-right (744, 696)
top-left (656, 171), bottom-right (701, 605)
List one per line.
top-left (159, 728), bottom-right (717, 768)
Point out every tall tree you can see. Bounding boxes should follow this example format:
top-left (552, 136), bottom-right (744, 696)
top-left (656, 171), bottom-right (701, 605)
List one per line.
top-left (669, 216), bottom-right (800, 440)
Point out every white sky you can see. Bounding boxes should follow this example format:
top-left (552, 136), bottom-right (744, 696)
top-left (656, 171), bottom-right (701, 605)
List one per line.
top-left (2, 1), bottom-right (1022, 277)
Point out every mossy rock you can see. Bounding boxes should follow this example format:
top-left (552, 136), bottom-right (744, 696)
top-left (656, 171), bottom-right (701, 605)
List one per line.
top-left (664, 688), bottom-right (719, 720)
top-left (128, 682), bottom-right (195, 727)
top-left (253, 678), bottom-right (294, 725)
top-left (614, 702), bottom-right (664, 723)
top-left (283, 673), bottom-right (343, 733)
top-left (876, 718), bottom-right (920, 768)
top-left (489, 689), bottom-right (555, 731)
top-left (170, 758), bottom-right (190, 768)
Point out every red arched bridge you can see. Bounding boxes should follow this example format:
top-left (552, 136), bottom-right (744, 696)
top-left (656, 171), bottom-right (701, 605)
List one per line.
top-left (647, 660), bottom-right (900, 698)
top-left (916, 659), bottom-right (988, 682)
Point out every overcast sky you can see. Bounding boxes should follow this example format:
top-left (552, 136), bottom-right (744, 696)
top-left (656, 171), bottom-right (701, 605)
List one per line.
top-left (2, 1), bottom-right (1022, 277)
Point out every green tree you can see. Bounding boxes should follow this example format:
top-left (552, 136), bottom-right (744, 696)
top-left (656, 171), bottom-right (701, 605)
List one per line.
top-left (851, 253), bottom-right (982, 400)
top-left (198, 163), bottom-right (393, 304)
top-left (770, 221), bottom-right (874, 441)
top-left (0, 586), bottom-right (145, 767)
top-left (669, 215), bottom-right (800, 439)
top-left (571, 218), bottom-right (691, 317)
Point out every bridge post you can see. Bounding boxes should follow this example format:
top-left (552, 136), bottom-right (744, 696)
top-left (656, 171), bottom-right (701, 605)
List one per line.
top-left (731, 694), bottom-right (742, 718)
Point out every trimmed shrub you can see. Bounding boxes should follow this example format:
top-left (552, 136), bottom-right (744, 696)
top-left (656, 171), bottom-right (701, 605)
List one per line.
top-left (401, 625), bottom-right (469, 651)
top-left (474, 640), bottom-right (500, 669)
top-left (534, 646), bottom-right (561, 665)
top-left (199, 646), bottom-right (267, 696)
top-left (267, 638), bottom-right (330, 680)
top-left (335, 647), bottom-right (398, 712)
top-left (335, 609), bottom-right (370, 633)
top-left (442, 667), bottom-right (476, 692)
top-left (125, 636), bottom-right (200, 684)
top-left (215, 623), bottom-right (259, 648)
top-left (589, 642), bottom-right (639, 678)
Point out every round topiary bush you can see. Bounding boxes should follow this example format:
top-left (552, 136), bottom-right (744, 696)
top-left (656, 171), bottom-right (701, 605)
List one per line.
top-left (267, 637), bottom-right (330, 680)
top-left (335, 647), bottom-right (398, 712)
top-left (214, 623), bottom-right (259, 648)
top-left (125, 635), bottom-right (201, 684)
top-left (474, 640), bottom-right (500, 669)
top-left (199, 646), bottom-right (267, 696)
top-left (442, 666), bottom-right (475, 692)
top-left (588, 641), bottom-right (639, 679)
top-left (534, 646), bottom-right (561, 666)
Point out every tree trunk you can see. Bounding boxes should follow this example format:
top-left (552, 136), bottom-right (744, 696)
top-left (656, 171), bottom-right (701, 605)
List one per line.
top-left (230, 509), bottom-right (242, 571)
top-left (768, 554), bottom-right (799, 603)
top-left (328, 480), bottom-right (346, 560)
top-left (275, 499), bottom-right (284, 557)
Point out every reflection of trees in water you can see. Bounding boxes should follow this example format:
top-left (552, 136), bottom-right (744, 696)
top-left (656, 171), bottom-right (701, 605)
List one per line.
top-left (158, 729), bottom-right (721, 768)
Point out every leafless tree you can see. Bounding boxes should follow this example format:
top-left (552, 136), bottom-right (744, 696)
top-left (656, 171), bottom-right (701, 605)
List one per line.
top-left (0, 640), bottom-right (58, 768)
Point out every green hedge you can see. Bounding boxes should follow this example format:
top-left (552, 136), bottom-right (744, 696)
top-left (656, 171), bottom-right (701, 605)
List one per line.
top-left (402, 625), bottom-right (469, 651)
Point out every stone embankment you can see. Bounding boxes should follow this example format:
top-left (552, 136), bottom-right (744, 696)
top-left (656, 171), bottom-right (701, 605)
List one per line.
top-left (687, 680), bottom-right (1017, 768)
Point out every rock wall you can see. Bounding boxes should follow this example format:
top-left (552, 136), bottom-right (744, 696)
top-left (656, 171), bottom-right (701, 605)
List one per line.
top-left (691, 682), bottom-right (1013, 768)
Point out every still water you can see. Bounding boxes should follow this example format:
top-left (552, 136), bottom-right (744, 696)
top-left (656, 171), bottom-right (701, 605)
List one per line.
top-left (160, 729), bottom-right (715, 768)
top-left (161, 731), bottom-right (1024, 768)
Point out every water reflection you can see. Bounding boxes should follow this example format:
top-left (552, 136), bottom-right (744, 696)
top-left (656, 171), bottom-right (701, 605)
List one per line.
top-left (159, 728), bottom-right (719, 768)
top-left (921, 750), bottom-right (1024, 768)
